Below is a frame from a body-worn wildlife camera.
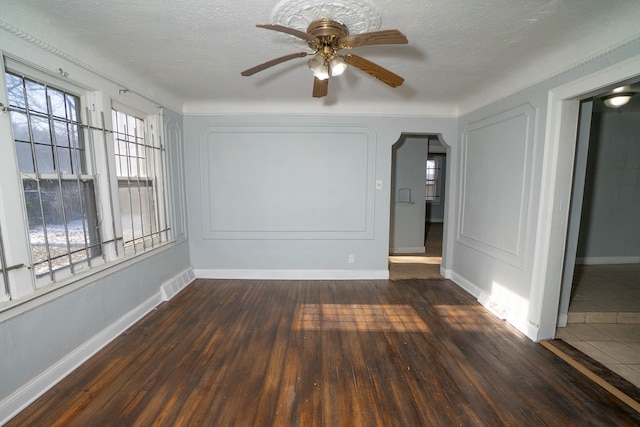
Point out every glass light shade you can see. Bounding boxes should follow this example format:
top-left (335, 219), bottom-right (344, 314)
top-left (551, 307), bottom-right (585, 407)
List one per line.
top-left (612, 85), bottom-right (630, 93)
top-left (308, 54), bottom-right (329, 80)
top-left (329, 55), bottom-right (347, 76)
top-left (603, 93), bottom-right (633, 108)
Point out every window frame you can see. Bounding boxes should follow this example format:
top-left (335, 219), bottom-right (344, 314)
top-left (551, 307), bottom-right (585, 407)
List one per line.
top-left (111, 104), bottom-right (170, 255)
top-left (0, 56), bottom-right (172, 307)
top-left (425, 156), bottom-right (443, 205)
top-left (4, 66), bottom-right (107, 288)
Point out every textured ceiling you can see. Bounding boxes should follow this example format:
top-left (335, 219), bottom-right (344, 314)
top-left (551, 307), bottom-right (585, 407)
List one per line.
top-left (1, 0), bottom-right (640, 115)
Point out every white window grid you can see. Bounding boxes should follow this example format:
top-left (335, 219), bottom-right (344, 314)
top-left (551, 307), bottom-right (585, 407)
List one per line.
top-left (111, 109), bottom-right (169, 254)
top-left (5, 72), bottom-right (103, 282)
top-left (426, 157), bottom-right (442, 204)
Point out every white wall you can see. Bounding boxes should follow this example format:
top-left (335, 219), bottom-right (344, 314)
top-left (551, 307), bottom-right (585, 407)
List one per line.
top-left (390, 135), bottom-right (428, 253)
top-left (577, 111), bottom-right (640, 263)
top-left (184, 115), bottom-right (457, 279)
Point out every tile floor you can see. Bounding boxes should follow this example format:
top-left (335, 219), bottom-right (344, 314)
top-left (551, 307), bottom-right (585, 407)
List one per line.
top-left (555, 263), bottom-right (640, 388)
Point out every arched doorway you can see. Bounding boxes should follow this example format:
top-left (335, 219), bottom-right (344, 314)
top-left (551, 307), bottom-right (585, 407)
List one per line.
top-left (388, 133), bottom-right (450, 280)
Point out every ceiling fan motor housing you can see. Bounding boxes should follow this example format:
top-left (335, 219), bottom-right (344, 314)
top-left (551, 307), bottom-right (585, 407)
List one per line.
top-left (306, 19), bottom-right (349, 50)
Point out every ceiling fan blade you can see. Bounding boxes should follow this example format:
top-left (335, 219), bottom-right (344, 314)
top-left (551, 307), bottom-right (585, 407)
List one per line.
top-left (340, 29), bottom-right (408, 49)
top-left (256, 24), bottom-right (317, 43)
top-left (313, 77), bottom-right (328, 98)
top-left (344, 54), bottom-right (405, 88)
top-left (241, 52), bottom-right (308, 76)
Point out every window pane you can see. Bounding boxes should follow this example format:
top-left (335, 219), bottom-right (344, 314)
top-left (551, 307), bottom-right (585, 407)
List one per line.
top-left (15, 141), bottom-right (35, 173)
top-left (57, 147), bottom-right (72, 174)
top-left (25, 179), bottom-right (101, 276)
top-left (66, 96), bottom-right (79, 122)
top-left (73, 132), bottom-right (87, 174)
top-left (54, 120), bottom-right (71, 147)
top-left (10, 111), bottom-right (29, 141)
top-left (25, 79), bottom-right (47, 114)
top-left (6, 73), bottom-right (25, 108)
top-left (119, 181), bottom-right (157, 246)
top-left (31, 115), bottom-right (52, 145)
top-left (35, 144), bottom-right (55, 174)
top-left (49, 88), bottom-right (66, 119)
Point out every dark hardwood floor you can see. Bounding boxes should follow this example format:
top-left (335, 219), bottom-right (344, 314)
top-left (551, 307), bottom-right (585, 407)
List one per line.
top-left (8, 279), bottom-right (640, 426)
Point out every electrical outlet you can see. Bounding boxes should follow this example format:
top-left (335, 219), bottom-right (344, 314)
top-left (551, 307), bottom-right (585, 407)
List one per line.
top-left (348, 254), bottom-right (355, 264)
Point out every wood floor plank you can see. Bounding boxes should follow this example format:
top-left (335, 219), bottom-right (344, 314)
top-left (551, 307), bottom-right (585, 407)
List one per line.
top-left (7, 278), bottom-right (640, 426)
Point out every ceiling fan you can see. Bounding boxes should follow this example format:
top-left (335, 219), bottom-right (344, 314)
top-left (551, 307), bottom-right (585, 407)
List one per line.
top-left (240, 19), bottom-right (408, 98)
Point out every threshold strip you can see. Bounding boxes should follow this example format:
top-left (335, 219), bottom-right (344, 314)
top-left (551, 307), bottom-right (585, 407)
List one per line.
top-left (541, 339), bottom-right (640, 414)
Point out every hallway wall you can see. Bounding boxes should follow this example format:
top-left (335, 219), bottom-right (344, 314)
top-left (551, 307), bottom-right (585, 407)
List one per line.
top-left (577, 110), bottom-right (640, 263)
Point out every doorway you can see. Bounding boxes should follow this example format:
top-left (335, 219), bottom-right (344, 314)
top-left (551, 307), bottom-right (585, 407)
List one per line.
top-left (559, 89), bottom-right (640, 323)
top-left (552, 78), bottom-right (640, 387)
top-left (388, 134), bottom-right (448, 280)
top-left (530, 54), bottom-right (640, 342)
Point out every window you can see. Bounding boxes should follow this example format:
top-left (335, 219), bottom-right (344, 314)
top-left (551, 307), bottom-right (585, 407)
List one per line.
top-left (112, 109), bottom-right (169, 253)
top-left (426, 157), bottom-right (442, 203)
top-left (1, 63), bottom-right (171, 301)
top-left (5, 72), bottom-right (102, 280)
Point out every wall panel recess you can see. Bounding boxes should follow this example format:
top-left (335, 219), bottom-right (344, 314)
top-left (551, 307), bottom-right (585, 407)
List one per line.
top-left (459, 104), bottom-right (537, 268)
top-left (200, 124), bottom-right (376, 240)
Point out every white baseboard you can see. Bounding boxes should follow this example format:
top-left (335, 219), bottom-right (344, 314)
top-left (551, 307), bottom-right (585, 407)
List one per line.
top-left (0, 294), bottom-right (160, 425)
top-left (0, 267), bottom-right (196, 426)
top-left (447, 272), bottom-right (539, 341)
top-left (478, 291), bottom-right (508, 319)
top-left (194, 269), bottom-right (389, 280)
top-left (575, 256), bottom-right (640, 265)
top-left (390, 246), bottom-right (425, 254)
top-left (557, 313), bottom-right (568, 328)
top-left (448, 271), bottom-right (482, 299)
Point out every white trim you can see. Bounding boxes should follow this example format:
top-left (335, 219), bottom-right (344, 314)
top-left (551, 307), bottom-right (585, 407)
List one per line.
top-left (531, 53), bottom-right (640, 341)
top-left (0, 241), bottom-right (177, 322)
top-left (389, 246), bottom-right (425, 254)
top-left (447, 271), bottom-right (482, 299)
top-left (478, 291), bottom-right (507, 319)
top-left (557, 313), bottom-right (568, 328)
top-left (198, 123), bottom-right (376, 241)
top-left (0, 294), bottom-right (159, 425)
top-left (575, 256), bottom-right (640, 265)
top-left (0, 267), bottom-right (195, 425)
top-left (458, 103), bottom-right (537, 270)
top-left (194, 269), bottom-right (389, 280)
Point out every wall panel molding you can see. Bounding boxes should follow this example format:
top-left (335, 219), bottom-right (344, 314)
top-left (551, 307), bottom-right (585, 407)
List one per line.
top-left (458, 104), bottom-right (537, 268)
top-left (199, 123), bottom-right (376, 240)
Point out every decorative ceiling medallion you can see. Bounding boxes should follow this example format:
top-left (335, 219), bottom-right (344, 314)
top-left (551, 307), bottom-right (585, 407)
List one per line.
top-left (271, 0), bottom-right (382, 34)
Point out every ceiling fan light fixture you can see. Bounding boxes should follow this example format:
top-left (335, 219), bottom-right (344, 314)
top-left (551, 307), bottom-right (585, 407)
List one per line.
top-left (602, 92), bottom-right (634, 109)
top-left (308, 54), bottom-right (329, 80)
top-left (329, 55), bottom-right (348, 76)
top-left (242, 18), bottom-right (408, 98)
